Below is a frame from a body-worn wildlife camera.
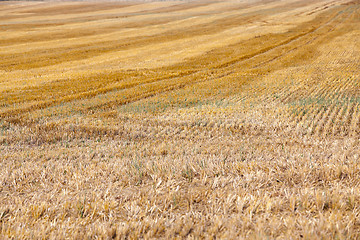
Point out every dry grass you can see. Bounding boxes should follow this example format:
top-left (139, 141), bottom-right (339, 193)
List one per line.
top-left (1, 0), bottom-right (360, 239)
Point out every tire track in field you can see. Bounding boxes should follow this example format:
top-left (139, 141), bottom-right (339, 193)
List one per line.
top-left (1, 3), bottom-right (354, 125)
top-left (0, 12), bottom-right (343, 119)
top-left (224, 4), bottom-right (355, 108)
top-left (60, 5), bottom-right (355, 116)
top-left (251, 4), bottom-right (356, 71)
top-left (1, 4), bottom-right (341, 105)
top-left (65, 6), bottom-right (354, 114)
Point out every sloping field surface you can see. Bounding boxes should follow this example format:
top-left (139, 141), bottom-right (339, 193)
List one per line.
top-left (1, 0), bottom-right (360, 238)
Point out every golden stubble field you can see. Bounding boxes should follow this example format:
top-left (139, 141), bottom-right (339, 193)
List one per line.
top-left (0, 0), bottom-right (360, 238)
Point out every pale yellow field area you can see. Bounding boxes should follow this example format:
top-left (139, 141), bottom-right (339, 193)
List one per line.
top-left (1, 0), bottom-right (360, 239)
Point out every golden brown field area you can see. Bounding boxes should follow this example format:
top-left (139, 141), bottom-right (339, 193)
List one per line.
top-left (1, 0), bottom-right (360, 238)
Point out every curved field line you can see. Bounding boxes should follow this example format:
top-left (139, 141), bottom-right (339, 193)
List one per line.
top-left (1, 2), bottom-right (356, 126)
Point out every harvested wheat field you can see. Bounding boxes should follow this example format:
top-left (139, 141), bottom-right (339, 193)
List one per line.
top-left (0, 0), bottom-right (360, 238)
